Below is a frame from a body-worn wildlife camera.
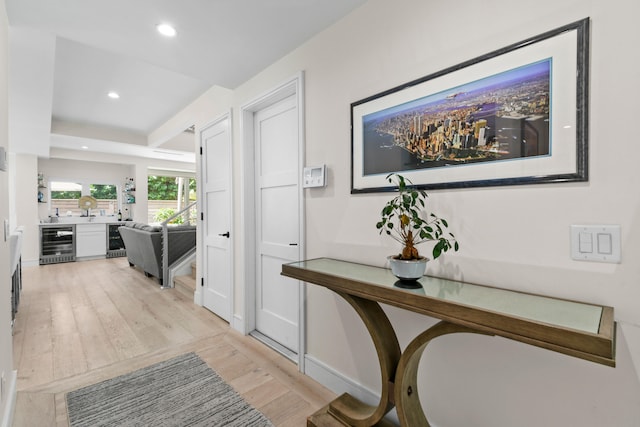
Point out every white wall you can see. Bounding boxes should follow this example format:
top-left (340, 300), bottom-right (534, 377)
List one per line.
top-left (38, 157), bottom-right (132, 192)
top-left (0, 1), bottom-right (15, 425)
top-left (173, 0), bottom-right (640, 425)
top-left (9, 154), bottom-right (38, 263)
top-left (8, 27), bottom-right (54, 158)
top-left (38, 156), bottom-right (132, 215)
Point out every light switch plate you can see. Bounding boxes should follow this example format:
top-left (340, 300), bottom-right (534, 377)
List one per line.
top-left (570, 225), bottom-right (621, 263)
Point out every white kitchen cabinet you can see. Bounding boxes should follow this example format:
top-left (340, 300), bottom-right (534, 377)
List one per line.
top-left (76, 223), bottom-right (106, 258)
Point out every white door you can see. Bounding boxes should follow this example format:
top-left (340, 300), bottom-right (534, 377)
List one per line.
top-left (254, 94), bottom-right (300, 353)
top-left (201, 117), bottom-right (232, 322)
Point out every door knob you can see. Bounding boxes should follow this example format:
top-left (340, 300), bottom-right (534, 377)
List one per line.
top-left (218, 231), bottom-right (230, 238)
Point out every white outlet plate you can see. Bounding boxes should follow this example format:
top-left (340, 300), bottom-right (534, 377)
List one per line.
top-left (570, 225), bottom-right (621, 263)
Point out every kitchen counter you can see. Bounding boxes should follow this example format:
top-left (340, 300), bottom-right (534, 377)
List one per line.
top-left (41, 216), bottom-right (126, 224)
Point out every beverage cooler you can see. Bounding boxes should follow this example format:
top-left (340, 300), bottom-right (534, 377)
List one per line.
top-left (40, 224), bottom-right (76, 264)
top-left (107, 223), bottom-right (127, 258)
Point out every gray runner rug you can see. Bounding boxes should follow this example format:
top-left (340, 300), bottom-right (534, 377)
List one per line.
top-left (66, 352), bottom-right (273, 427)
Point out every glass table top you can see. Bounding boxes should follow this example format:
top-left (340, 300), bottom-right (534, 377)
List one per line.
top-left (286, 258), bottom-right (603, 334)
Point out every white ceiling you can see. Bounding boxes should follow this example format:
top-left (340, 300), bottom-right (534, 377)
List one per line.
top-left (5, 0), bottom-right (367, 161)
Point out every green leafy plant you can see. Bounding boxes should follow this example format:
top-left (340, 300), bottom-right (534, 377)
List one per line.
top-left (153, 208), bottom-right (184, 224)
top-left (376, 173), bottom-right (459, 260)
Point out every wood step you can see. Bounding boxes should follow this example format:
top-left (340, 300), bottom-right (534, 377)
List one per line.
top-left (174, 274), bottom-right (196, 299)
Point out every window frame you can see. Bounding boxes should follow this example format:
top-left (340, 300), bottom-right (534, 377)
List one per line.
top-left (48, 178), bottom-right (121, 216)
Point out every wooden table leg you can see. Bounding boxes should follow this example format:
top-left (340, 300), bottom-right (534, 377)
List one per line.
top-left (306, 301), bottom-right (494, 426)
top-left (394, 321), bottom-right (494, 426)
top-left (308, 293), bottom-right (401, 426)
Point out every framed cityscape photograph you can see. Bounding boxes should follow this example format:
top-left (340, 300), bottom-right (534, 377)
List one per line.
top-left (351, 18), bottom-right (589, 193)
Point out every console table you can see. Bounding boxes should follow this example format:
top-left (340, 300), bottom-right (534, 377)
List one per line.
top-left (281, 258), bottom-right (615, 427)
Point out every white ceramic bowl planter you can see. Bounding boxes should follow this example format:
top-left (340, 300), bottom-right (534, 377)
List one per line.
top-left (388, 256), bottom-right (428, 280)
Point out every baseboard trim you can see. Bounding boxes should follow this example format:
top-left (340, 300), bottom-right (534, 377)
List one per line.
top-left (193, 287), bottom-right (203, 306)
top-left (0, 370), bottom-right (17, 427)
top-left (232, 314), bottom-right (245, 334)
top-left (304, 355), bottom-right (380, 405)
top-left (304, 355), bottom-right (401, 425)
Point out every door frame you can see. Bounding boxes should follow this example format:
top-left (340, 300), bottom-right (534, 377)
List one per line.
top-left (195, 111), bottom-right (234, 322)
top-left (240, 72), bottom-right (306, 371)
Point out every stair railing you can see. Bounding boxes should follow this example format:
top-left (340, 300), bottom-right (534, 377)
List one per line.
top-left (160, 201), bottom-right (197, 288)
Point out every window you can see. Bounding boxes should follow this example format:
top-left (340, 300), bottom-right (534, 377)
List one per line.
top-left (49, 181), bottom-right (119, 216)
top-left (49, 181), bottom-right (82, 216)
top-left (147, 174), bottom-right (196, 224)
top-left (90, 184), bottom-right (118, 213)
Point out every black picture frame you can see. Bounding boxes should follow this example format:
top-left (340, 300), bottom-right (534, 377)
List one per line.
top-left (351, 18), bottom-right (589, 193)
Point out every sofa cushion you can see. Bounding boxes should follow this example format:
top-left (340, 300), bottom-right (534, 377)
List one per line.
top-left (138, 224), bottom-right (162, 232)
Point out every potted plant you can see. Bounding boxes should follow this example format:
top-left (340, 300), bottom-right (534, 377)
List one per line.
top-left (376, 173), bottom-right (459, 281)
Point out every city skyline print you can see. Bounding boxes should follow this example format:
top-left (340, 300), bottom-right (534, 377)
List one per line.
top-left (361, 59), bottom-right (551, 177)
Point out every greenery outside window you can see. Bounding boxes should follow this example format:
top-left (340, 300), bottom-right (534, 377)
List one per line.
top-left (148, 175), bottom-right (196, 224)
top-left (49, 181), bottom-right (119, 216)
top-left (90, 184), bottom-right (118, 213)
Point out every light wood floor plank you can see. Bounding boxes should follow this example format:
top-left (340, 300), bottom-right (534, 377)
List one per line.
top-left (54, 393), bottom-right (68, 427)
top-left (13, 392), bottom-right (56, 427)
top-left (82, 274), bottom-right (149, 361)
top-left (15, 351), bottom-right (54, 395)
top-left (102, 282), bottom-right (183, 348)
top-left (203, 347), bottom-right (258, 382)
top-left (260, 391), bottom-right (314, 426)
top-left (12, 257), bottom-right (336, 426)
top-left (11, 320), bottom-right (25, 373)
top-left (241, 376), bottom-right (290, 408)
top-left (51, 332), bottom-right (88, 380)
top-left (228, 366), bottom-right (274, 394)
top-left (71, 303), bottom-right (119, 371)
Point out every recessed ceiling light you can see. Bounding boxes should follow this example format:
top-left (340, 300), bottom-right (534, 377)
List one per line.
top-left (156, 23), bottom-right (177, 37)
top-left (81, 146), bottom-right (89, 150)
top-left (107, 91), bottom-right (120, 99)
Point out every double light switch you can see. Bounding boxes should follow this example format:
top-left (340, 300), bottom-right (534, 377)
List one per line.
top-left (570, 225), bottom-right (621, 263)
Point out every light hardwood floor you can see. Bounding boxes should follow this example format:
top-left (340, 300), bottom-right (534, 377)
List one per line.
top-left (11, 257), bottom-right (336, 426)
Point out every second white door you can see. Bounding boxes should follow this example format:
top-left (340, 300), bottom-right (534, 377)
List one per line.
top-left (254, 94), bottom-right (300, 353)
top-left (201, 117), bottom-right (232, 322)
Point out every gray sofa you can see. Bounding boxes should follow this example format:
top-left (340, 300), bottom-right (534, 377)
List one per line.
top-left (118, 222), bottom-right (196, 286)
